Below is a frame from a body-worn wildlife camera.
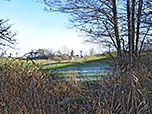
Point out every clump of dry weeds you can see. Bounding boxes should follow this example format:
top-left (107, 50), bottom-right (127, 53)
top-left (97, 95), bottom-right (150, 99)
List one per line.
top-left (0, 56), bottom-right (151, 114)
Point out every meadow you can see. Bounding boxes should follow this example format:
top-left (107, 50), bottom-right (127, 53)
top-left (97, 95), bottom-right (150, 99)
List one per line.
top-left (0, 53), bottom-right (152, 113)
top-left (32, 54), bottom-right (113, 81)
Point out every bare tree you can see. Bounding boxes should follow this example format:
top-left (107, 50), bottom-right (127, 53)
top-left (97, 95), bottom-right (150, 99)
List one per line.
top-left (0, 19), bottom-right (17, 50)
top-left (42, 0), bottom-right (152, 64)
top-left (56, 49), bottom-right (62, 56)
top-left (124, 0), bottom-right (152, 62)
top-left (89, 48), bottom-right (95, 55)
top-left (61, 45), bottom-right (69, 54)
top-left (46, 48), bottom-right (55, 59)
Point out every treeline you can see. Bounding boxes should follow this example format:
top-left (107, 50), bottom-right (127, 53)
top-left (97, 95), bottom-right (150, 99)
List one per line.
top-left (26, 47), bottom-right (98, 60)
top-left (27, 49), bottom-right (70, 61)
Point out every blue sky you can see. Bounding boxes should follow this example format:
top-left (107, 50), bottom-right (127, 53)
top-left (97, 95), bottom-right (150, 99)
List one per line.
top-left (0, 0), bottom-right (97, 56)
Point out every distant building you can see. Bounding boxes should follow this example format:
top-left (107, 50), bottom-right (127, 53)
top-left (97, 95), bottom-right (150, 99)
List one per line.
top-left (69, 56), bottom-right (79, 60)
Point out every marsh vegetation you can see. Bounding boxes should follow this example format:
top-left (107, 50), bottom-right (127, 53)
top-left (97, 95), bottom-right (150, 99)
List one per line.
top-left (0, 53), bottom-right (151, 113)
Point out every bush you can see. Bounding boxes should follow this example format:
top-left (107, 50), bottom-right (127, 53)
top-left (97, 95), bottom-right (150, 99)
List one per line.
top-left (53, 56), bottom-right (62, 63)
top-left (60, 54), bottom-right (69, 60)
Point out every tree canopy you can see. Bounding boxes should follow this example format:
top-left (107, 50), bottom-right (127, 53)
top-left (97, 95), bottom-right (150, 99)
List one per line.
top-left (0, 19), bottom-right (17, 50)
top-left (42, 0), bottom-right (152, 64)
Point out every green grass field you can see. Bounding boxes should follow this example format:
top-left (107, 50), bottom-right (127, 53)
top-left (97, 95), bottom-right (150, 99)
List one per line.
top-left (38, 54), bottom-right (113, 80)
top-left (37, 54), bottom-right (111, 70)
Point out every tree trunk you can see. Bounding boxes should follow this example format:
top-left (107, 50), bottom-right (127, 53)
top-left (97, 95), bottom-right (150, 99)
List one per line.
top-left (112, 0), bottom-right (121, 60)
top-left (127, 0), bottom-right (132, 64)
top-left (139, 25), bottom-right (151, 56)
top-left (131, 0), bottom-right (135, 58)
top-left (135, 0), bottom-right (143, 57)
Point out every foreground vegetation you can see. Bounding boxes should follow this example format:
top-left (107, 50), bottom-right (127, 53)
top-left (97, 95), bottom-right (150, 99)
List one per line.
top-left (0, 53), bottom-right (151, 113)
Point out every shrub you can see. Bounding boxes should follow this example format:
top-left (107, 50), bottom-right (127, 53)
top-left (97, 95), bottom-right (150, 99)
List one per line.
top-left (53, 56), bottom-right (62, 63)
top-left (60, 54), bottom-right (69, 60)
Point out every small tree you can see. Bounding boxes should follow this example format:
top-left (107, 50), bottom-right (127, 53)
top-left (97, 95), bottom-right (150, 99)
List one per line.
top-left (46, 48), bottom-right (55, 59)
top-left (80, 50), bottom-right (83, 57)
top-left (56, 50), bottom-right (62, 56)
top-left (53, 56), bottom-right (62, 63)
top-left (71, 50), bottom-right (74, 56)
top-left (89, 48), bottom-right (95, 56)
top-left (61, 45), bottom-right (69, 54)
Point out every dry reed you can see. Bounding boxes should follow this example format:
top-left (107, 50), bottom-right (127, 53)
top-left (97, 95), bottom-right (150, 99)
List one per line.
top-left (0, 55), bottom-right (151, 114)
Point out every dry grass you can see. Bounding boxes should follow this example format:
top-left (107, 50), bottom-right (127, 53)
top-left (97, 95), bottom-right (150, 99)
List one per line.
top-left (0, 55), bottom-right (151, 114)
